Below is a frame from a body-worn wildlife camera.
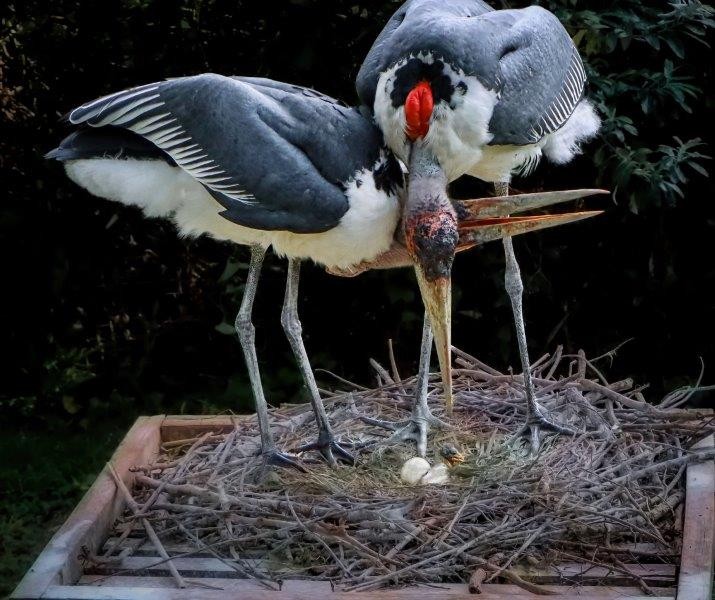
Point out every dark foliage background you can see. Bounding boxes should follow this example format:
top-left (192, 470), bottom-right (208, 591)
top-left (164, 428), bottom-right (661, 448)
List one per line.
top-left (0, 0), bottom-right (713, 594)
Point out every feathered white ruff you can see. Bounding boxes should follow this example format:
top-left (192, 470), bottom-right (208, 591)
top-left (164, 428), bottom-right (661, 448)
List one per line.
top-left (64, 158), bottom-right (400, 270)
top-left (373, 52), bottom-right (600, 184)
top-left (374, 53), bottom-right (498, 182)
top-left (542, 99), bottom-right (601, 164)
top-left (469, 99), bottom-right (601, 182)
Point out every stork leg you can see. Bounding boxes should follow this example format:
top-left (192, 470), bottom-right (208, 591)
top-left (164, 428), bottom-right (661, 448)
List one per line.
top-left (281, 258), bottom-right (354, 466)
top-left (235, 245), bottom-right (305, 471)
top-left (359, 313), bottom-right (448, 457)
top-left (496, 182), bottom-right (577, 452)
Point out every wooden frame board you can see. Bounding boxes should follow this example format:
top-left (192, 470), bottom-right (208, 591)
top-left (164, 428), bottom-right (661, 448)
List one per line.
top-left (11, 415), bottom-right (714, 599)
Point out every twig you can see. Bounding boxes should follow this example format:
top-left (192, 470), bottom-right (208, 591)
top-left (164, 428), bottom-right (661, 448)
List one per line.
top-left (92, 346), bottom-right (713, 593)
top-left (387, 338), bottom-right (402, 383)
top-left (107, 463), bottom-right (187, 589)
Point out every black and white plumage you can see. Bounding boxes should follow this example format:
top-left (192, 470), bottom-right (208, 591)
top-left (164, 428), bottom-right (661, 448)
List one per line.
top-left (356, 0), bottom-right (602, 451)
top-left (356, 0), bottom-right (600, 181)
top-left (53, 75), bottom-right (404, 270)
top-left (48, 70), bottom-right (601, 464)
top-left (49, 74), bottom-right (412, 468)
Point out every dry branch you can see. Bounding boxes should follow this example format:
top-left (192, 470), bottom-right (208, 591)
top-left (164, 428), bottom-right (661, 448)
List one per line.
top-left (97, 347), bottom-right (713, 592)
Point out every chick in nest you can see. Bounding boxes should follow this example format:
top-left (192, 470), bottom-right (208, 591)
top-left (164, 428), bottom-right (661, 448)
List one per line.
top-left (400, 445), bottom-right (465, 485)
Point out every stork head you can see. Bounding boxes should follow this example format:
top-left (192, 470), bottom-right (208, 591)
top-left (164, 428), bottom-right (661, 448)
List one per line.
top-left (404, 142), bottom-right (457, 413)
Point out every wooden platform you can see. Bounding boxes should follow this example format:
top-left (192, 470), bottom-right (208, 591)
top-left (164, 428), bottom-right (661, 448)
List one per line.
top-left (11, 415), bottom-right (715, 599)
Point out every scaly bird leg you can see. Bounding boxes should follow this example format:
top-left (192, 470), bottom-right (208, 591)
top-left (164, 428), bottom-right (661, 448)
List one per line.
top-left (494, 183), bottom-right (578, 453)
top-left (235, 245), bottom-right (305, 472)
top-left (360, 313), bottom-right (448, 457)
top-left (281, 258), bottom-right (354, 466)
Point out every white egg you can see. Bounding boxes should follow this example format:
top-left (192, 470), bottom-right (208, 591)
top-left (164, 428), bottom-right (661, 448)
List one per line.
top-left (400, 457), bottom-right (431, 484)
top-left (400, 457), bottom-right (451, 485)
top-left (422, 463), bottom-right (449, 485)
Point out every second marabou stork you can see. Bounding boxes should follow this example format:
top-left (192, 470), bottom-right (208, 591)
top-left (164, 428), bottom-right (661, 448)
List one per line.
top-left (47, 74), bottom-right (600, 467)
top-left (356, 0), bottom-right (603, 450)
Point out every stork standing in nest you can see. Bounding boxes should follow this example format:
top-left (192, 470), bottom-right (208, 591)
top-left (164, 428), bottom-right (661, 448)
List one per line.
top-left (47, 75), bottom-right (599, 468)
top-left (356, 0), bottom-right (602, 450)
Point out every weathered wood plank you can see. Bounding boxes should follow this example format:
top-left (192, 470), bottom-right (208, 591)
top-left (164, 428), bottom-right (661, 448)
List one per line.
top-left (677, 434), bottom-right (715, 600)
top-left (12, 413), bottom-right (709, 599)
top-left (160, 416), bottom-right (239, 442)
top-left (43, 580), bottom-right (677, 600)
top-left (86, 556), bottom-right (258, 576)
top-left (511, 562), bottom-right (675, 587)
top-left (77, 576), bottom-right (678, 598)
top-left (11, 416), bottom-right (165, 600)
top-left (84, 556), bottom-right (676, 586)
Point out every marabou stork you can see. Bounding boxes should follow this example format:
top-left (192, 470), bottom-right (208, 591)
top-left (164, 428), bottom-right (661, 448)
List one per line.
top-left (356, 0), bottom-right (603, 450)
top-left (47, 74), bottom-right (599, 467)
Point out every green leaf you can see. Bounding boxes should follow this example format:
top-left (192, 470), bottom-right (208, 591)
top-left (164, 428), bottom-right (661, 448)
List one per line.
top-left (215, 322), bottom-right (236, 335)
top-left (689, 163), bottom-right (710, 177)
top-left (62, 395), bottom-right (80, 415)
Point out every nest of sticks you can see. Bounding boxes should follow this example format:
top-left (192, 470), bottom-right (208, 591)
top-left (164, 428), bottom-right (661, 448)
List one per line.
top-left (102, 345), bottom-right (714, 594)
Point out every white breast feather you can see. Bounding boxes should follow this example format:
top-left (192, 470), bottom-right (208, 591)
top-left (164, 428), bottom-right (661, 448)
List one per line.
top-left (542, 100), bottom-right (601, 164)
top-left (271, 159), bottom-right (400, 269)
top-left (373, 55), bottom-right (600, 185)
top-left (64, 157), bottom-right (400, 270)
top-left (373, 54), bottom-right (498, 182)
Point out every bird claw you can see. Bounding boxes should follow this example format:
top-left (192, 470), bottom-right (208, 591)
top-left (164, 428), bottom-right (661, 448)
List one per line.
top-left (357, 414), bottom-right (408, 432)
top-left (367, 407), bottom-right (449, 458)
top-left (512, 403), bottom-right (580, 455)
top-left (294, 429), bottom-right (355, 467)
top-left (387, 419), bottom-right (431, 458)
top-left (263, 449), bottom-right (307, 472)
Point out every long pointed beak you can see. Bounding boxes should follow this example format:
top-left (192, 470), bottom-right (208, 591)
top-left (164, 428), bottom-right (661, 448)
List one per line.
top-left (405, 143), bottom-right (456, 414)
top-left (458, 189), bottom-right (608, 220)
top-left (414, 267), bottom-right (453, 414)
top-left (458, 210), bottom-right (603, 248)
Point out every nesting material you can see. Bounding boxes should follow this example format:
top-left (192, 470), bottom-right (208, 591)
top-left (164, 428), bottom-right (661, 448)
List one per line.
top-left (103, 346), bottom-right (714, 594)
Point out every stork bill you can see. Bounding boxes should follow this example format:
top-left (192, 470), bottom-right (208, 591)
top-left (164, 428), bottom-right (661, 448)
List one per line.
top-left (409, 186), bottom-right (605, 413)
top-left (456, 188), bottom-right (607, 248)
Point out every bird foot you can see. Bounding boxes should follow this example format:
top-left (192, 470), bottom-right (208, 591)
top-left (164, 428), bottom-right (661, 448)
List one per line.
top-left (512, 403), bottom-right (580, 455)
top-left (263, 448), bottom-right (307, 472)
top-left (293, 428), bottom-right (355, 467)
top-left (362, 405), bottom-right (449, 458)
top-left (249, 448), bottom-right (307, 484)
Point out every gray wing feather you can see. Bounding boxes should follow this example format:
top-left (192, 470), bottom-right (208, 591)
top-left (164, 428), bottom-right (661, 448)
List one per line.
top-left (487, 7), bottom-right (586, 145)
top-left (69, 75), bottom-right (382, 233)
top-left (356, 0), bottom-right (494, 109)
top-left (232, 76), bottom-right (344, 106)
top-left (356, 3), bottom-right (587, 147)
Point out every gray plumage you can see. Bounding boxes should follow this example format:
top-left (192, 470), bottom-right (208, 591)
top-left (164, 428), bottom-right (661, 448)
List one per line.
top-left (65, 74), bottom-right (392, 233)
top-left (356, 0), bottom-right (586, 147)
top-left (48, 75), bottom-right (410, 467)
top-left (356, 1), bottom-right (601, 451)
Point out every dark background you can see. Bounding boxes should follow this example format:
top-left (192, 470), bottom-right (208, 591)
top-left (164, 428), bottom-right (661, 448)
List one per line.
top-left (1, 0), bottom-right (713, 594)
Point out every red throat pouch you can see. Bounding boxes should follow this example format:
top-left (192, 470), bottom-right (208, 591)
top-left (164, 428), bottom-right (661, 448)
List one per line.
top-left (405, 81), bottom-right (433, 141)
